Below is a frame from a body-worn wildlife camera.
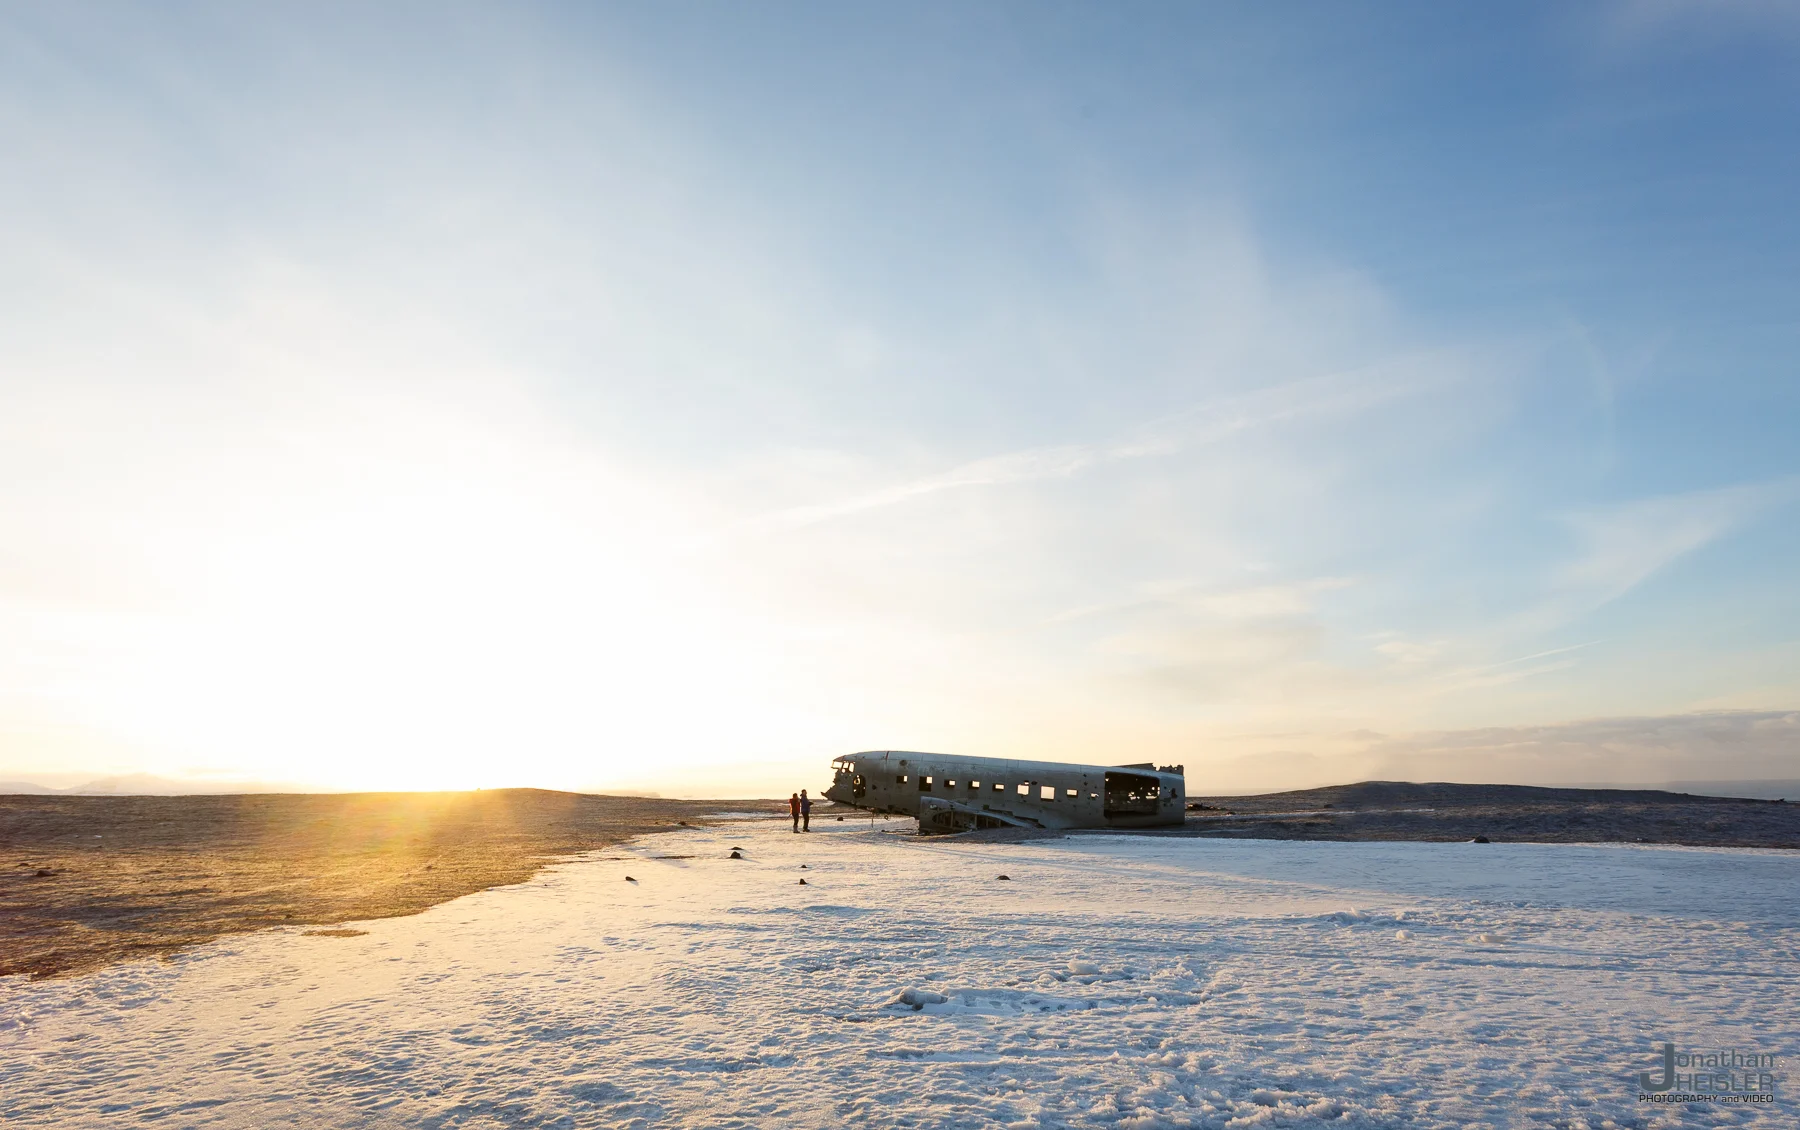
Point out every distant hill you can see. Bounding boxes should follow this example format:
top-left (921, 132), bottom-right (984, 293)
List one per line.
top-left (0, 773), bottom-right (320, 796)
top-left (1183, 780), bottom-right (1798, 847)
top-left (1197, 780), bottom-right (1776, 812)
top-left (1665, 779), bottom-right (1800, 801)
top-left (0, 780), bottom-right (61, 795)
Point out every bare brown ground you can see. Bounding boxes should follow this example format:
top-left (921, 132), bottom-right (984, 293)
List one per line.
top-left (0, 789), bottom-right (771, 980)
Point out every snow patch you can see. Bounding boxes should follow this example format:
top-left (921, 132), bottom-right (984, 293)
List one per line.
top-left (4, 823), bottom-right (1796, 1128)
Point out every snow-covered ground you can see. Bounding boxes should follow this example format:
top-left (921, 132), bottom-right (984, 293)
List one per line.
top-left (3, 817), bottom-right (1795, 1129)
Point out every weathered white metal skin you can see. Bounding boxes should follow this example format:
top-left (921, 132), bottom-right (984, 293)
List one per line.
top-left (823, 751), bottom-right (1186, 833)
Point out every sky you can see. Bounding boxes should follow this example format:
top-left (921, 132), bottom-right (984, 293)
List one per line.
top-left (2, 2), bottom-right (1797, 796)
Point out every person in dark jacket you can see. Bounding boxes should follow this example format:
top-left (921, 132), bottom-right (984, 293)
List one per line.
top-left (788, 792), bottom-right (801, 832)
top-left (799, 789), bottom-right (813, 832)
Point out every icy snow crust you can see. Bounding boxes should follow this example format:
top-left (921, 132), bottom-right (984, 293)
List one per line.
top-left (3, 819), bottom-right (1796, 1129)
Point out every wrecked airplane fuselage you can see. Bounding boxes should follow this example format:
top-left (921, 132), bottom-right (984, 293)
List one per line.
top-left (824, 751), bottom-right (1186, 833)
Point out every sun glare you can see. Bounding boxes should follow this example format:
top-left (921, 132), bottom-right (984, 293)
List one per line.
top-left (66, 445), bottom-right (790, 792)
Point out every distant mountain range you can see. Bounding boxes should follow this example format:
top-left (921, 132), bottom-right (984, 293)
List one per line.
top-left (2, 773), bottom-right (1794, 800)
top-left (0, 773), bottom-right (324, 796)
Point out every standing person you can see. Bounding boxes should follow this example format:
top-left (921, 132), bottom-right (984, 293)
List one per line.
top-left (789, 792), bottom-right (801, 833)
top-left (799, 789), bottom-right (813, 832)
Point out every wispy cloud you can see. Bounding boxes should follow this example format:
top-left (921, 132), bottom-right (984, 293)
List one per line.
top-left (1358, 709), bottom-right (1800, 788)
top-left (1431, 639), bottom-right (1605, 689)
top-left (1591, 0), bottom-right (1800, 56)
top-left (747, 357), bottom-right (1451, 532)
top-left (1199, 709), bottom-right (1800, 793)
top-left (1555, 477), bottom-right (1800, 606)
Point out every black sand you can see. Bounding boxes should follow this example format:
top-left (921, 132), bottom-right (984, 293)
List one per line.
top-left (1177, 780), bottom-right (1800, 847)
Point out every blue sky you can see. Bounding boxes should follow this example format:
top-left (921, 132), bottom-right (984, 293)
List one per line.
top-left (1, 2), bottom-right (1796, 793)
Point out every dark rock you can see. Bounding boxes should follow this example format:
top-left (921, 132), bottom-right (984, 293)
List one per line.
top-left (996, 874), bottom-right (1011, 881)
top-left (1471, 836), bottom-right (1490, 844)
top-left (624, 875), bottom-right (636, 882)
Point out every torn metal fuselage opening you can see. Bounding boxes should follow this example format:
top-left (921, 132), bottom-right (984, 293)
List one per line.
top-left (824, 751), bottom-right (1185, 834)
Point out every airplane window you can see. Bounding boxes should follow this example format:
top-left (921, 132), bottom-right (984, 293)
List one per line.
top-left (1017, 783), bottom-right (1030, 796)
top-left (1066, 788), bottom-right (1078, 798)
top-left (921, 776), bottom-right (933, 791)
top-left (1103, 772), bottom-right (1161, 815)
top-left (1040, 785), bottom-right (1056, 800)
top-left (945, 780), bottom-right (956, 788)
top-left (898, 775), bottom-right (907, 784)
top-left (969, 780), bottom-right (980, 789)
top-left (994, 782), bottom-right (1004, 791)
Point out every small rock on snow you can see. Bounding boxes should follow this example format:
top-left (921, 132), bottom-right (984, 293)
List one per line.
top-left (884, 988), bottom-right (948, 1011)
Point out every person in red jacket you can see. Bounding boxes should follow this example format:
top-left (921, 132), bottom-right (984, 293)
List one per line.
top-left (788, 792), bottom-right (801, 832)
